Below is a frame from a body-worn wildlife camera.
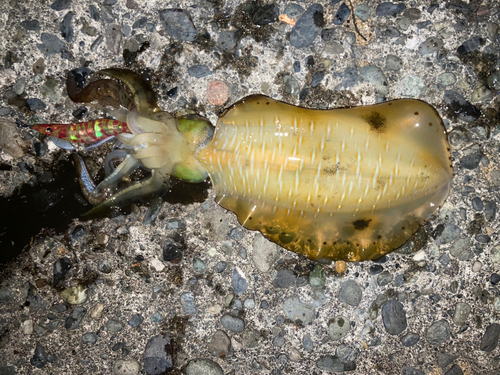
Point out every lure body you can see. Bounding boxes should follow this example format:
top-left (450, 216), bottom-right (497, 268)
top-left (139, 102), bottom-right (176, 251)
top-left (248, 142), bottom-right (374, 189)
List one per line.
top-left (32, 119), bottom-right (130, 144)
top-left (196, 96), bottom-right (453, 261)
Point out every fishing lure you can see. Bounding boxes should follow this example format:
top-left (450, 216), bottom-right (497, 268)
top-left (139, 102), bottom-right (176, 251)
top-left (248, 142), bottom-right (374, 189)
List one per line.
top-left (48, 68), bottom-right (454, 262)
top-left (32, 119), bottom-right (130, 144)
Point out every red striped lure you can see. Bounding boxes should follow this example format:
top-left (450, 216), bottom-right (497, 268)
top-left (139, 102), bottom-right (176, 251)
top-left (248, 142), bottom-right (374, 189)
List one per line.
top-left (32, 119), bottom-right (130, 144)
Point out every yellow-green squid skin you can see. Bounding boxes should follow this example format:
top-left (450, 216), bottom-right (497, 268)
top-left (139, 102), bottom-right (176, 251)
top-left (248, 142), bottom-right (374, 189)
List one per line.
top-left (73, 69), bottom-right (454, 262)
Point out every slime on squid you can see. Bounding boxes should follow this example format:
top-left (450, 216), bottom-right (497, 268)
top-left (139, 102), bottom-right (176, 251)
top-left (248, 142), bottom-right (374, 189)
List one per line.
top-left (34, 68), bottom-right (454, 262)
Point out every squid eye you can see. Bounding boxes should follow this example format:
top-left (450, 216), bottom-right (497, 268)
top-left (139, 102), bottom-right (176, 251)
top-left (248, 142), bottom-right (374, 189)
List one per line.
top-left (45, 127), bottom-right (53, 134)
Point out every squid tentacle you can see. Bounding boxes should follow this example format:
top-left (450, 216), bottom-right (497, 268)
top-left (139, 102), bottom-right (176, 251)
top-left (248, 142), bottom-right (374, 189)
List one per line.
top-left (82, 170), bottom-right (170, 218)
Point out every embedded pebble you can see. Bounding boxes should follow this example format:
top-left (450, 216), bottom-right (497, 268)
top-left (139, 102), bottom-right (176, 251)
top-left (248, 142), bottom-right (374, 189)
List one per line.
top-left (418, 37), bottom-right (443, 56)
top-left (220, 314), bottom-right (245, 332)
top-left (336, 344), bottom-right (357, 363)
top-left (289, 4), bottom-right (324, 48)
top-left (329, 316), bottom-right (351, 340)
top-left (309, 264), bottom-right (326, 287)
top-left (113, 360), bottom-right (140, 375)
top-left (207, 81), bottom-right (230, 106)
top-left (232, 267), bottom-right (248, 295)
top-left (491, 273), bottom-right (500, 285)
top-left (438, 73), bottom-right (457, 87)
top-left (284, 75), bottom-right (300, 96)
top-left (273, 269), bottom-right (296, 288)
top-left (27, 98), bottom-right (47, 111)
top-left (338, 280), bottom-right (362, 306)
top-left (188, 65), bottom-right (212, 78)
top-left (143, 334), bottom-right (173, 375)
top-left (21, 19), bottom-right (40, 31)
top-left (385, 54), bottom-right (403, 71)
top-left (333, 3), bottom-right (351, 25)
top-left (283, 296), bottom-right (315, 324)
top-left (193, 258), bottom-right (206, 272)
top-left (382, 299), bottom-right (407, 335)
top-left (184, 358), bottom-right (223, 375)
top-left (434, 224), bottom-right (460, 245)
top-left (106, 319), bottom-right (123, 333)
top-left (452, 302), bottom-right (471, 326)
top-left (480, 323), bottom-right (500, 352)
top-left (376, 271), bottom-right (392, 286)
top-left (51, 0), bottom-right (71, 11)
top-left (65, 306), bottom-right (86, 330)
top-left (128, 314), bottom-right (144, 328)
top-left (208, 330), bottom-right (231, 358)
top-left (0, 119), bottom-right (30, 158)
top-left (445, 364), bottom-right (463, 375)
top-left (81, 332), bottom-right (98, 344)
top-left (394, 74), bottom-right (425, 97)
top-left (284, 3), bottom-right (304, 19)
top-left (359, 65), bottom-right (388, 95)
top-left (60, 12), bottom-right (74, 42)
top-left (159, 9), bottom-right (197, 41)
top-left (400, 332), bottom-right (420, 347)
top-left (316, 354), bottom-right (356, 372)
top-left (376, 2), bottom-right (406, 17)
top-left (355, 4), bottom-right (371, 21)
top-left (311, 71), bottom-right (325, 87)
top-left (252, 4), bottom-right (278, 25)
top-left (459, 152), bottom-right (483, 169)
top-left (61, 285), bottom-right (87, 305)
top-left (180, 293), bottom-right (197, 315)
top-left (30, 342), bottom-right (49, 368)
top-left (426, 319), bottom-right (451, 345)
top-left (251, 233), bottom-right (279, 272)
top-left (457, 36), bottom-right (482, 55)
top-left (402, 367), bottom-right (424, 375)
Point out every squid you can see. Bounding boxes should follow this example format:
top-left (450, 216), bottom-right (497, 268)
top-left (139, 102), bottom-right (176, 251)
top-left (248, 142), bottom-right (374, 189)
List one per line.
top-left (34, 68), bottom-right (454, 261)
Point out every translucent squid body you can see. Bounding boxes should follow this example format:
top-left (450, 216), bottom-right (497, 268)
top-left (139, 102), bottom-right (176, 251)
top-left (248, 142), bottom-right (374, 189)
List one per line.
top-left (35, 68), bottom-right (454, 262)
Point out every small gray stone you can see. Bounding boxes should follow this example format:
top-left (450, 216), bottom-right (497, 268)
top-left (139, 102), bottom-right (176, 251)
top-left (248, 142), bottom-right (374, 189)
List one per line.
top-left (37, 33), bottom-right (65, 56)
top-left (30, 342), bottom-right (48, 368)
top-left (336, 344), bottom-right (357, 363)
top-left (480, 323), bottom-right (500, 352)
top-left (27, 98), bottom-right (47, 111)
top-left (220, 314), bottom-right (245, 332)
top-left (106, 319), bottom-right (123, 333)
top-left (273, 269), bottom-right (296, 288)
top-left (218, 30), bottom-right (242, 52)
top-left (460, 152), bottom-right (483, 169)
top-left (484, 200), bottom-right (496, 221)
top-left (377, 271), bottom-right (393, 286)
top-left (376, 2), bottom-right (406, 17)
top-left (450, 237), bottom-right (469, 258)
top-left (434, 224), bottom-right (460, 245)
top-left (309, 264), bottom-right (326, 287)
top-left (51, 0), bottom-right (71, 11)
top-left (180, 293), bottom-right (197, 315)
top-left (283, 295), bottom-right (316, 324)
top-left (400, 332), bottom-right (420, 347)
top-left (311, 71), bottom-right (325, 87)
top-left (360, 65), bottom-right (388, 95)
top-left (159, 9), bottom-right (197, 42)
top-left (81, 332), bottom-right (98, 344)
top-left (185, 359), bottom-right (223, 375)
top-left (193, 258), bottom-right (206, 272)
top-left (333, 3), bottom-right (351, 25)
top-left (338, 280), bottom-right (362, 306)
top-left (302, 334), bottom-right (314, 350)
top-left (208, 330), bottom-right (231, 358)
top-left (128, 313), bottom-right (144, 328)
top-left (355, 4), bottom-right (371, 21)
top-left (133, 17), bottom-right (148, 29)
top-left (284, 75), bottom-right (300, 97)
top-left (403, 8), bottom-right (421, 20)
top-left (316, 354), bottom-right (355, 372)
top-left (284, 3), bottom-right (304, 19)
top-left (382, 299), bottom-right (407, 335)
top-left (272, 331), bottom-right (285, 347)
top-left (437, 352), bottom-right (457, 369)
top-left (426, 319), bottom-right (450, 345)
top-left (394, 74), bottom-right (425, 97)
top-left (112, 360), bottom-right (140, 375)
top-left (188, 65), bottom-right (212, 78)
top-left (438, 73), bottom-right (457, 87)
top-left (232, 268), bottom-right (248, 295)
top-left (385, 54), bottom-right (403, 71)
top-left (65, 306), bottom-right (86, 330)
top-left (21, 19), bottom-right (40, 31)
top-left (143, 334), bottom-right (173, 375)
top-left (60, 12), bottom-right (74, 42)
top-left (289, 4), bottom-right (324, 48)
top-left (418, 37), bottom-right (443, 56)
top-left (457, 36), bottom-right (482, 55)
top-left (329, 316), bottom-right (351, 340)
top-left (0, 286), bottom-right (15, 303)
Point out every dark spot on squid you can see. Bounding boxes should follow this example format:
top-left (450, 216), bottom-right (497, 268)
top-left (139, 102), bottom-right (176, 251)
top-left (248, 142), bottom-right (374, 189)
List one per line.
top-left (249, 216), bottom-right (252, 220)
top-left (279, 232), bottom-right (294, 244)
top-left (352, 219), bottom-right (371, 230)
top-left (401, 226), bottom-right (405, 230)
top-left (414, 111), bottom-right (419, 116)
top-left (323, 166), bottom-right (338, 175)
top-left (377, 235), bottom-right (382, 239)
top-left (266, 101), bottom-right (270, 105)
top-left (362, 111), bottom-right (388, 133)
top-left (429, 122), bottom-right (433, 126)
top-left (323, 241), bottom-right (327, 245)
